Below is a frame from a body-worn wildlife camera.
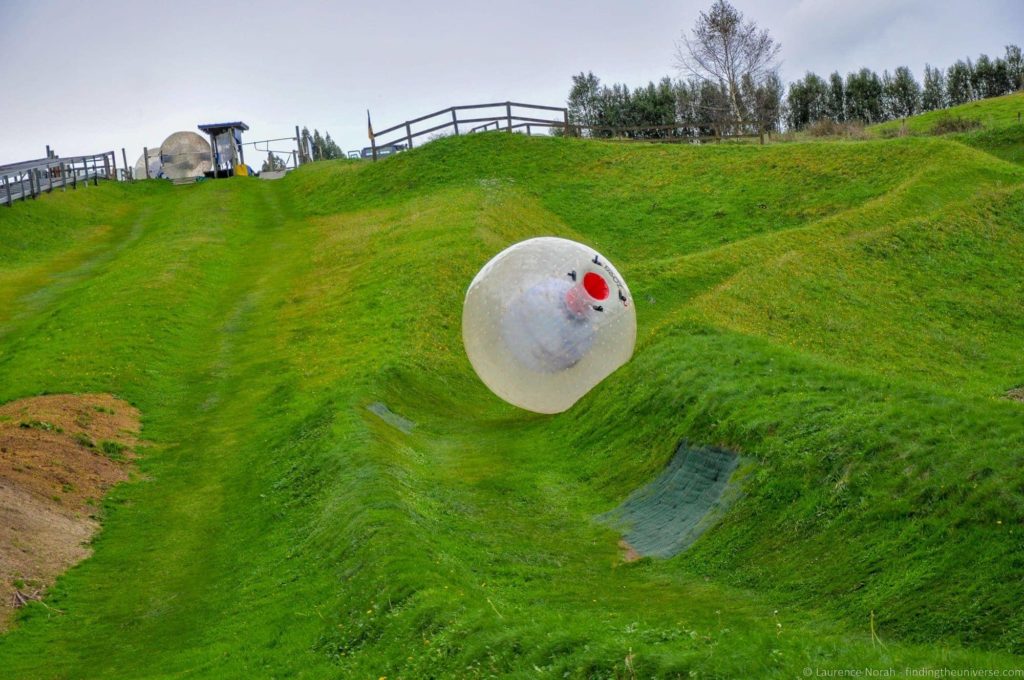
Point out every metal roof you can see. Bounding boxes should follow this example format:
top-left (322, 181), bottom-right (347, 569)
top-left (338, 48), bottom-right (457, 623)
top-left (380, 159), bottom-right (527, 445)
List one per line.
top-left (197, 121), bottom-right (249, 133)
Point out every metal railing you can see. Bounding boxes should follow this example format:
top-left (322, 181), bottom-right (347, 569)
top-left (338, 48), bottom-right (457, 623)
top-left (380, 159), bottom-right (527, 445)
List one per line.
top-left (1, 152), bottom-right (117, 207)
top-left (242, 135), bottom-right (303, 171)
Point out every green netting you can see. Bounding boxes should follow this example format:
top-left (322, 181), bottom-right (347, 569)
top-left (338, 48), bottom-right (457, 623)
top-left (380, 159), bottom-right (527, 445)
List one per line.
top-left (598, 442), bottom-right (740, 558)
top-left (366, 402), bottom-right (415, 433)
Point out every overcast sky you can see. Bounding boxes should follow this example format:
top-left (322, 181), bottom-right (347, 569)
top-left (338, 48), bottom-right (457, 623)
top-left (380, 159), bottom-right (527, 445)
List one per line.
top-left (1, 0), bottom-right (1020, 166)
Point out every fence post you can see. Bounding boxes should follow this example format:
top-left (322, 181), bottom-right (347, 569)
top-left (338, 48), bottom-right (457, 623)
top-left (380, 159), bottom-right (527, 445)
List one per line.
top-left (92, 157), bottom-right (99, 185)
top-left (30, 170), bottom-right (37, 199)
top-left (452, 109), bottom-right (459, 135)
top-left (506, 102), bottom-right (512, 132)
top-left (122, 148), bottom-right (130, 182)
top-left (60, 163), bottom-right (67, 191)
top-left (4, 176), bottom-right (11, 206)
top-left (143, 147), bottom-right (151, 179)
top-left (406, 122), bottom-right (413, 150)
top-left (72, 160), bottom-right (77, 189)
top-left (104, 153), bottom-right (111, 181)
top-left (562, 108), bottom-right (570, 137)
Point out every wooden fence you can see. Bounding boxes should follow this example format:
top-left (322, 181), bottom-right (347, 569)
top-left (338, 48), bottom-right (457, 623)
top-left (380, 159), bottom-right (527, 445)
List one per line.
top-left (368, 102), bottom-right (768, 159)
top-left (1, 152), bottom-right (117, 207)
top-left (369, 102), bottom-right (569, 160)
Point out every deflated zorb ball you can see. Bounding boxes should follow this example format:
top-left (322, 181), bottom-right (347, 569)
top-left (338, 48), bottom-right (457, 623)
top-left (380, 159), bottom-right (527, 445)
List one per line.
top-left (463, 237), bottom-right (636, 413)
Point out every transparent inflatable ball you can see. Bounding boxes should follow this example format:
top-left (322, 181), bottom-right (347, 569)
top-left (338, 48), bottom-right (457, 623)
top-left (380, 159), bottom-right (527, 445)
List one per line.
top-left (462, 237), bottom-right (636, 414)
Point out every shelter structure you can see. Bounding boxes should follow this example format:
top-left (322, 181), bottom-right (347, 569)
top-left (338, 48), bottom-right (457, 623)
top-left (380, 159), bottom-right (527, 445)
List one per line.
top-left (198, 122), bottom-right (249, 177)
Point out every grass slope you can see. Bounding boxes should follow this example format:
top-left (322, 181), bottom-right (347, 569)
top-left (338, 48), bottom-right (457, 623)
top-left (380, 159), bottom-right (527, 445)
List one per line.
top-left (871, 91), bottom-right (1024, 136)
top-left (870, 91), bottom-right (1024, 166)
top-left (0, 130), bottom-right (1022, 678)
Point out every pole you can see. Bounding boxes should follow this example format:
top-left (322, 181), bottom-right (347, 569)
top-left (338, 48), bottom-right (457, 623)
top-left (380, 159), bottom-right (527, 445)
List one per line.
top-left (143, 147), bottom-right (151, 179)
top-left (60, 163), bottom-right (67, 191)
top-left (46, 144), bottom-right (51, 158)
top-left (122, 148), bottom-right (130, 182)
top-left (93, 157), bottom-right (99, 185)
top-left (4, 176), bottom-right (11, 206)
top-left (405, 122), bottom-right (413, 151)
top-left (506, 102), bottom-right (512, 132)
top-left (563, 108), bottom-right (570, 137)
top-left (452, 109), bottom-right (459, 135)
top-left (295, 125), bottom-right (303, 165)
top-left (105, 153), bottom-right (112, 181)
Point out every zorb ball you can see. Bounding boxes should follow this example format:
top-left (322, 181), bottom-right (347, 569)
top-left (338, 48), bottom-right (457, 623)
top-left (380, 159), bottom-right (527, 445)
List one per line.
top-left (463, 237), bottom-right (636, 413)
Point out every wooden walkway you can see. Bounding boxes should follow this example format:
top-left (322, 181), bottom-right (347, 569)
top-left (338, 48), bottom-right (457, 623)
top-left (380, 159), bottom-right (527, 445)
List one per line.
top-left (1, 152), bottom-right (117, 207)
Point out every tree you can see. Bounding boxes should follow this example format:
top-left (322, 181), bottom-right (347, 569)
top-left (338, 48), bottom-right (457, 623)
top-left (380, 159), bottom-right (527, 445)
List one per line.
top-left (311, 129), bottom-right (325, 160)
top-left (882, 66), bottom-right (921, 119)
top-left (972, 54), bottom-right (995, 98)
top-left (693, 79), bottom-right (732, 136)
top-left (845, 68), bottom-right (884, 123)
top-left (675, 0), bottom-right (781, 128)
top-left (1006, 44), bottom-right (1024, 91)
top-left (826, 72), bottom-right (845, 122)
top-left (300, 127), bottom-right (312, 163)
top-left (922, 64), bottom-right (946, 111)
top-left (991, 57), bottom-right (1012, 97)
top-left (786, 72), bottom-right (829, 129)
top-left (323, 132), bottom-right (343, 159)
top-left (567, 72), bottom-right (602, 136)
top-left (946, 60), bottom-right (974, 105)
top-left (261, 151), bottom-right (286, 172)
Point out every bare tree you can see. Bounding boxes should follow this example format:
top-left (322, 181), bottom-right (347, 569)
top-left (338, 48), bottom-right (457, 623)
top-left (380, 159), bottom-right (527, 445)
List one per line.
top-left (675, 0), bottom-right (781, 129)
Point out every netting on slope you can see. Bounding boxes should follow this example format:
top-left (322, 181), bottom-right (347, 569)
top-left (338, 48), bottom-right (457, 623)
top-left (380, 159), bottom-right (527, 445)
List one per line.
top-left (598, 442), bottom-right (740, 558)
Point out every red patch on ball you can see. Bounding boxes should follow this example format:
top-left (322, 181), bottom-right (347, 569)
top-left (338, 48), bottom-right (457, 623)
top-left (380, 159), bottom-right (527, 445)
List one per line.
top-left (583, 272), bottom-right (610, 300)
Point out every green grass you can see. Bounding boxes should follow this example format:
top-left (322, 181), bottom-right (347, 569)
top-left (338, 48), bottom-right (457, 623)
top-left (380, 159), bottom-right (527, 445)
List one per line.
top-left (0, 127), bottom-right (1022, 678)
top-left (867, 91), bottom-right (1024, 168)
top-left (871, 91), bottom-right (1024, 136)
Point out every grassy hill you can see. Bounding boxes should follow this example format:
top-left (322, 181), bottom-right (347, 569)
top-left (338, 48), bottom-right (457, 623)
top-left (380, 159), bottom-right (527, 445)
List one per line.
top-left (0, 119), bottom-right (1022, 677)
top-left (871, 91), bottom-right (1024, 166)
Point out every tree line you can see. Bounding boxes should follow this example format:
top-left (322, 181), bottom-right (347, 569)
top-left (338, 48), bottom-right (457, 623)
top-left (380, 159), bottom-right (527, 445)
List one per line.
top-left (300, 126), bottom-right (345, 160)
top-left (564, 1), bottom-right (1022, 137)
top-left (786, 46), bottom-right (1023, 129)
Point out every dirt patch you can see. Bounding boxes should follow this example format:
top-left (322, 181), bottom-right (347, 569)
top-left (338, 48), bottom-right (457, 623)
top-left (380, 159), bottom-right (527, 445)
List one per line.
top-left (1006, 387), bottom-right (1024, 402)
top-left (0, 394), bottom-right (140, 630)
top-left (618, 539), bottom-right (642, 564)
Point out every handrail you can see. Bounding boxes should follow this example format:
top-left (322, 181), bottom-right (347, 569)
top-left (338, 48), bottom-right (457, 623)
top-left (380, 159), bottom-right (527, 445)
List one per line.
top-left (368, 101), bottom-right (570, 160)
top-left (366, 100), bottom-right (767, 161)
top-left (2, 151), bottom-right (117, 207)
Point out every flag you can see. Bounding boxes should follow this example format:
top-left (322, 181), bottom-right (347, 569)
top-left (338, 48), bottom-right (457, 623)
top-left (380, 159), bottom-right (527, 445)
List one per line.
top-left (367, 110), bottom-right (373, 141)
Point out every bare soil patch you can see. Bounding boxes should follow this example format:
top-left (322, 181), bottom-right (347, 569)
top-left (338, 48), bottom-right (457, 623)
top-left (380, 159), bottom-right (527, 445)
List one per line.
top-left (0, 394), bottom-right (140, 630)
top-left (1006, 387), bottom-right (1024, 402)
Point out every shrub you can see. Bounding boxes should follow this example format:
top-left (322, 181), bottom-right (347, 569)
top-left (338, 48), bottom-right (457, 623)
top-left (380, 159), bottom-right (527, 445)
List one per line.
top-left (931, 116), bottom-right (982, 135)
top-left (806, 119), bottom-right (869, 139)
